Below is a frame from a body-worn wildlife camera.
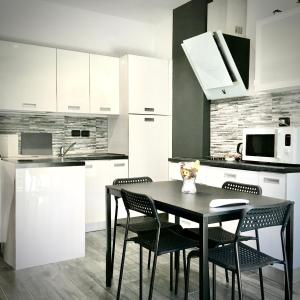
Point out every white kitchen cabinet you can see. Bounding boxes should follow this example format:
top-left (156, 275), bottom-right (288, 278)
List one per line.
top-left (124, 55), bottom-right (169, 115)
top-left (255, 8), bottom-right (300, 92)
top-left (129, 115), bottom-right (169, 181)
top-left (85, 159), bottom-right (128, 232)
top-left (0, 41), bottom-right (56, 112)
top-left (1, 162), bottom-right (85, 270)
top-left (90, 54), bottom-right (119, 115)
top-left (57, 49), bottom-right (89, 113)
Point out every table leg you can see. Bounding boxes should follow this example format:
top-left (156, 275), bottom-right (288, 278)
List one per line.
top-left (286, 206), bottom-right (294, 299)
top-left (175, 216), bottom-right (180, 288)
top-left (106, 187), bottom-right (112, 287)
top-left (199, 217), bottom-right (209, 300)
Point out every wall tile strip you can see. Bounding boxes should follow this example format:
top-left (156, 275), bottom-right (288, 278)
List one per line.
top-left (210, 89), bottom-right (300, 157)
top-left (0, 113), bottom-right (108, 155)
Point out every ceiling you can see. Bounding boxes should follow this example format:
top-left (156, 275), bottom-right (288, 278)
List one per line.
top-left (41, 0), bottom-right (191, 23)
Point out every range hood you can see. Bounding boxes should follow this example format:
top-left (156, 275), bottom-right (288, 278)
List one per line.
top-left (181, 31), bottom-right (250, 100)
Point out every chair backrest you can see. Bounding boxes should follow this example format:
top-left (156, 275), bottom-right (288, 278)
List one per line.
top-left (120, 189), bottom-right (160, 223)
top-left (222, 181), bottom-right (262, 195)
top-left (113, 176), bottom-right (153, 186)
top-left (236, 202), bottom-right (293, 236)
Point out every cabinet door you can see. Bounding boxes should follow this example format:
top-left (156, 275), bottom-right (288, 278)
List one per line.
top-left (109, 160), bottom-right (128, 219)
top-left (255, 9), bottom-right (300, 92)
top-left (259, 172), bottom-right (286, 199)
top-left (57, 49), bottom-right (89, 113)
top-left (90, 54), bottom-right (119, 115)
top-left (258, 172), bottom-right (287, 263)
top-left (128, 55), bottom-right (169, 115)
top-left (0, 41), bottom-right (56, 112)
top-left (129, 115), bottom-right (169, 181)
top-left (85, 161), bottom-right (110, 229)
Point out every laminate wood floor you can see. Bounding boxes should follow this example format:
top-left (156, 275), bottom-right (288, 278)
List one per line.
top-left (0, 229), bottom-right (299, 300)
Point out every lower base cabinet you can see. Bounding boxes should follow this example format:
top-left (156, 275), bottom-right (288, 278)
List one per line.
top-left (85, 159), bottom-right (129, 232)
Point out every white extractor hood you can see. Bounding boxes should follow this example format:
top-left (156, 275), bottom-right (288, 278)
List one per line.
top-left (181, 30), bottom-right (250, 100)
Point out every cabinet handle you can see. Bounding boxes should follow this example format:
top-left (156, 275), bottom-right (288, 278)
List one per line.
top-left (22, 102), bottom-right (37, 108)
top-left (114, 163), bottom-right (125, 167)
top-left (99, 107), bottom-right (111, 112)
top-left (68, 105), bottom-right (80, 111)
top-left (144, 107), bottom-right (154, 112)
top-left (224, 173), bottom-right (237, 179)
top-left (144, 118), bottom-right (154, 122)
top-left (263, 177), bottom-right (280, 184)
top-left (85, 165), bottom-right (93, 169)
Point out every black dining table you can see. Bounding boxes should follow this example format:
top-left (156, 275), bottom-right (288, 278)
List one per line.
top-left (105, 180), bottom-right (294, 300)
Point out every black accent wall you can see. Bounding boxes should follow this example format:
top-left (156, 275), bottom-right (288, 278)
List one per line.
top-left (172, 0), bottom-right (210, 158)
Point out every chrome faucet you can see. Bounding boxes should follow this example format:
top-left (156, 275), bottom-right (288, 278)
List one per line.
top-left (58, 142), bottom-right (76, 157)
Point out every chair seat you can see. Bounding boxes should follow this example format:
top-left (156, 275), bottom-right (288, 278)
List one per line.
top-left (130, 227), bottom-right (198, 255)
top-left (182, 227), bottom-right (253, 246)
top-left (208, 242), bottom-right (282, 272)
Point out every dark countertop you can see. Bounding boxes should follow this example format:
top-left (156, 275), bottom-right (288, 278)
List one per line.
top-left (2, 153), bottom-right (128, 168)
top-left (169, 157), bottom-right (300, 173)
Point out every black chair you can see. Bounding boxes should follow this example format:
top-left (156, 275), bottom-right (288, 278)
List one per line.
top-left (117, 189), bottom-right (199, 300)
top-left (183, 181), bottom-right (261, 284)
top-left (185, 202), bottom-right (293, 300)
top-left (111, 177), bottom-right (182, 291)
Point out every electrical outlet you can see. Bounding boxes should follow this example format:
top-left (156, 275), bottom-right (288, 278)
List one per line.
top-left (81, 130), bottom-right (90, 137)
top-left (71, 130), bottom-right (80, 137)
top-left (279, 117), bottom-right (290, 127)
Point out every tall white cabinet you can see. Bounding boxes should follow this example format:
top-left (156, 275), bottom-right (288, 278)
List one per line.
top-left (57, 49), bottom-right (90, 113)
top-left (109, 54), bottom-right (171, 182)
top-left (0, 41), bottom-right (56, 112)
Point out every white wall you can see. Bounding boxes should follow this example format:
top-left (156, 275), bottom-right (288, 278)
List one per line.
top-left (0, 0), bottom-right (172, 58)
top-left (246, 0), bottom-right (298, 92)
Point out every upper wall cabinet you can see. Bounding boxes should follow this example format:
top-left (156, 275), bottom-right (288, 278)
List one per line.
top-left (90, 54), bottom-right (119, 115)
top-left (255, 8), bottom-right (300, 92)
top-left (57, 49), bottom-right (90, 114)
top-left (0, 41), bottom-right (56, 112)
top-left (122, 55), bottom-right (169, 115)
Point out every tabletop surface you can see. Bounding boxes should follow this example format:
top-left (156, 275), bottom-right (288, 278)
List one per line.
top-left (107, 181), bottom-right (291, 219)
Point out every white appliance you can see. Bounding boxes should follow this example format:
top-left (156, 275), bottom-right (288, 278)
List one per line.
top-left (129, 115), bottom-right (169, 181)
top-left (242, 127), bottom-right (300, 164)
top-left (0, 134), bottom-right (18, 158)
top-left (181, 30), bottom-right (250, 100)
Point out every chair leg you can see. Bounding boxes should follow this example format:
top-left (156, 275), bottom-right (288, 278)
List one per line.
top-left (116, 235), bottom-right (128, 300)
top-left (225, 269), bottom-right (229, 284)
top-left (175, 252), bottom-right (179, 295)
top-left (170, 252), bottom-right (173, 291)
top-left (231, 272), bottom-right (235, 300)
top-left (258, 268), bottom-right (264, 300)
top-left (147, 250), bottom-right (152, 270)
top-left (183, 249), bottom-right (187, 275)
top-left (111, 200), bottom-right (119, 278)
top-left (236, 270), bottom-right (243, 300)
top-left (148, 251), bottom-right (158, 300)
top-left (212, 264), bottom-right (216, 300)
top-left (184, 252), bottom-right (192, 300)
top-left (140, 245), bottom-right (143, 300)
top-left (283, 262), bottom-right (292, 300)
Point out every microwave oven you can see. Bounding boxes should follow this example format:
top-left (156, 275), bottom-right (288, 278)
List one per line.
top-left (242, 127), bottom-right (300, 164)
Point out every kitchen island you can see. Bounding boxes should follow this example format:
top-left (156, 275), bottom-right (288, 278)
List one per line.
top-left (0, 158), bottom-right (85, 270)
